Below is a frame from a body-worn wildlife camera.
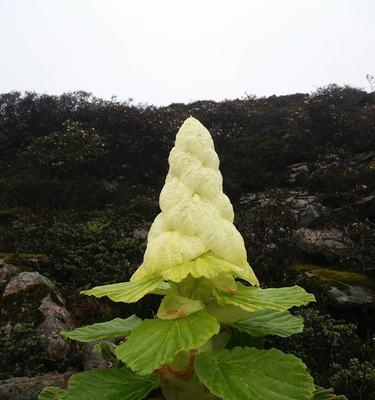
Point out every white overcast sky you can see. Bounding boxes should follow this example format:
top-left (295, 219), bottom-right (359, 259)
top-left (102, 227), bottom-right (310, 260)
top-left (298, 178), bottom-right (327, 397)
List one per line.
top-left (0, 0), bottom-right (374, 105)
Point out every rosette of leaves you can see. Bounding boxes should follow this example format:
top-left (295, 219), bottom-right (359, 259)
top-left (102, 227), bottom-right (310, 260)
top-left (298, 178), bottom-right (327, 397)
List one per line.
top-left (39, 118), bottom-right (345, 400)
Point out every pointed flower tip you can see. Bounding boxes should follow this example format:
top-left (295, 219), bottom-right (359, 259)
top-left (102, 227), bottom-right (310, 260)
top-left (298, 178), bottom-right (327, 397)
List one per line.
top-left (183, 116), bottom-right (204, 127)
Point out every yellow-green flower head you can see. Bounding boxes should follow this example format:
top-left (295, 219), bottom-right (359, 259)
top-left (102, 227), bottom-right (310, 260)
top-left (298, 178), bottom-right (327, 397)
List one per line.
top-left (131, 117), bottom-right (259, 286)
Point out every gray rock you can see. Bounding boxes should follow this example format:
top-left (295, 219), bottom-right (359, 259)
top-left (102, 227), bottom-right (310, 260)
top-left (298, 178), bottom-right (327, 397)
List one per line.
top-left (1, 271), bottom-right (76, 365)
top-left (239, 191), bottom-right (277, 206)
top-left (327, 285), bottom-right (374, 308)
top-left (36, 296), bottom-right (74, 359)
top-left (0, 264), bottom-right (19, 292)
top-left (3, 271), bottom-right (55, 298)
top-left (285, 191), bottom-right (326, 227)
top-left (0, 264), bottom-right (19, 281)
top-left (295, 227), bottom-right (353, 261)
top-left (0, 373), bottom-right (71, 400)
top-left (239, 190), bottom-right (325, 227)
top-left (291, 263), bottom-right (375, 323)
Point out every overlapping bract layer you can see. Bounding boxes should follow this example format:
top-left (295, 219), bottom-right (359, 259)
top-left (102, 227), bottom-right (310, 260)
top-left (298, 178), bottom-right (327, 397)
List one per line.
top-left (131, 117), bottom-right (258, 286)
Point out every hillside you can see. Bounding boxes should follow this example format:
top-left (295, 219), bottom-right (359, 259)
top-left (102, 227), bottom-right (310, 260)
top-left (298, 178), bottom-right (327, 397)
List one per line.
top-left (0, 85), bottom-right (374, 399)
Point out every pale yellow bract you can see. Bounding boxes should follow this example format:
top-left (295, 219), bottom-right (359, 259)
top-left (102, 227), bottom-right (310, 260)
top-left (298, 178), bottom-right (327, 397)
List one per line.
top-left (131, 117), bottom-right (259, 286)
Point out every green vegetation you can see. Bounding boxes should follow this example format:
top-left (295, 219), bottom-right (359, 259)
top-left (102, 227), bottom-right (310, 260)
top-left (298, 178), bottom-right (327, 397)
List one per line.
top-left (0, 86), bottom-right (374, 399)
top-left (271, 308), bottom-right (375, 400)
top-left (37, 117), bottom-right (339, 400)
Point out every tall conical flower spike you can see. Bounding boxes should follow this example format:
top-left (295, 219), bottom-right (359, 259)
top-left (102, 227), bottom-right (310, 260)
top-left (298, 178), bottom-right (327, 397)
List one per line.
top-left (131, 117), bottom-right (259, 286)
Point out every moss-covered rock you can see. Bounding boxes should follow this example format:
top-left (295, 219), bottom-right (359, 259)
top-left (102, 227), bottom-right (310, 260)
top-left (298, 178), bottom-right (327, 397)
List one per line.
top-left (1, 272), bottom-right (55, 324)
top-left (0, 272), bottom-right (79, 378)
top-left (292, 263), bottom-right (375, 290)
top-left (291, 263), bottom-right (375, 328)
top-left (0, 372), bottom-right (72, 400)
top-left (0, 252), bottom-right (48, 266)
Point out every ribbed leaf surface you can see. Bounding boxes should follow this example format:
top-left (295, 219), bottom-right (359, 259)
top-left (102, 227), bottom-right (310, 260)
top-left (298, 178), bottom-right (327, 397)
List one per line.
top-left (217, 284), bottom-right (315, 312)
top-left (42, 368), bottom-right (158, 400)
top-left (116, 310), bottom-right (220, 375)
top-left (38, 386), bottom-right (65, 400)
top-left (313, 387), bottom-right (347, 399)
top-left (61, 315), bottom-right (142, 342)
top-left (81, 274), bottom-right (163, 303)
top-left (231, 310), bottom-right (304, 337)
top-left (195, 347), bottom-right (315, 400)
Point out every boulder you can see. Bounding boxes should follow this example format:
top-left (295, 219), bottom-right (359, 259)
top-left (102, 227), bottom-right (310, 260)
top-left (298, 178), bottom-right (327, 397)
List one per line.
top-left (1, 271), bottom-right (57, 324)
top-left (1, 271), bottom-right (76, 369)
top-left (239, 192), bottom-right (270, 206)
top-left (295, 227), bottom-right (353, 261)
top-left (239, 189), bottom-right (325, 227)
top-left (291, 263), bottom-right (375, 328)
top-left (0, 264), bottom-right (19, 292)
top-left (0, 372), bottom-right (71, 400)
top-left (285, 191), bottom-right (326, 227)
top-left (36, 296), bottom-right (75, 360)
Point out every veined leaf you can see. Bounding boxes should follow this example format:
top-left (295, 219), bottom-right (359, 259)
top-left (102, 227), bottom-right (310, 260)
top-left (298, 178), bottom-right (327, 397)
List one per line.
top-left (60, 315), bottom-right (142, 342)
top-left (160, 252), bottom-right (258, 286)
top-left (206, 301), bottom-right (250, 323)
top-left (231, 310), bottom-right (304, 338)
top-left (81, 274), bottom-right (163, 303)
top-left (195, 347), bottom-right (315, 400)
top-left (313, 387), bottom-right (347, 399)
top-left (216, 283), bottom-right (315, 313)
top-left (116, 310), bottom-right (220, 375)
top-left (38, 386), bottom-right (65, 400)
top-left (156, 294), bottom-right (205, 319)
top-left (56, 367), bottom-right (158, 400)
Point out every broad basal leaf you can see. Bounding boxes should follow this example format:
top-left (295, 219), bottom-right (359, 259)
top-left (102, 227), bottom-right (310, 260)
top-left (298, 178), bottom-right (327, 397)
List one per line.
top-left (60, 367), bottom-right (159, 400)
top-left (216, 283), bottom-right (315, 313)
top-left (195, 347), bottom-right (315, 400)
top-left (231, 310), bottom-right (304, 338)
top-left (116, 310), bottom-right (220, 375)
top-left (81, 274), bottom-right (163, 303)
top-left (61, 315), bottom-right (142, 342)
top-left (38, 386), bottom-right (65, 400)
top-left (313, 387), bottom-right (347, 400)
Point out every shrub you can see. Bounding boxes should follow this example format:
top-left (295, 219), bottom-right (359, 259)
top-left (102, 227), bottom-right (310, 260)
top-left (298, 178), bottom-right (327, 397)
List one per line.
top-left (271, 308), bottom-right (375, 400)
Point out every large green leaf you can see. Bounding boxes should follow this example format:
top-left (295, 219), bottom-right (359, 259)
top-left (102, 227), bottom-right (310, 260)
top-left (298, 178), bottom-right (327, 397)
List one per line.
top-left (52, 367), bottom-right (159, 400)
top-left (313, 387), bottom-right (347, 399)
top-left (216, 284), bottom-right (315, 313)
top-left (60, 315), bottom-right (142, 342)
top-left (230, 310), bottom-right (304, 338)
top-left (195, 347), bottom-right (315, 400)
top-left (116, 310), bottom-right (220, 375)
top-left (81, 274), bottom-right (163, 303)
top-left (38, 386), bottom-right (65, 400)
